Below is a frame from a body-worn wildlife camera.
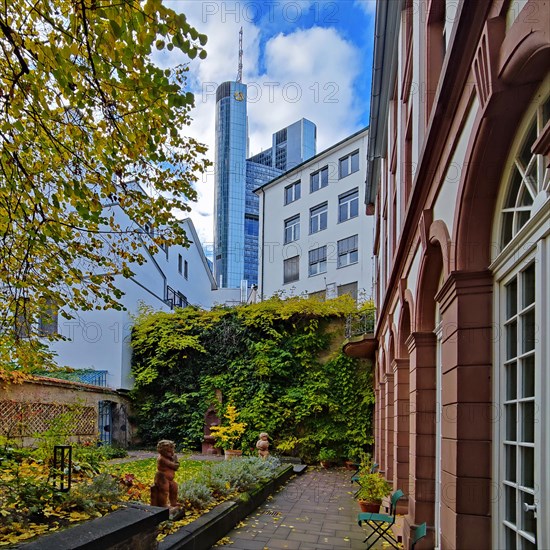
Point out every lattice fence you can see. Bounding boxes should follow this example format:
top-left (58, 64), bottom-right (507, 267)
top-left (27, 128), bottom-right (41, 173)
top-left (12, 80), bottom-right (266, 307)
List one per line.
top-left (0, 400), bottom-right (97, 437)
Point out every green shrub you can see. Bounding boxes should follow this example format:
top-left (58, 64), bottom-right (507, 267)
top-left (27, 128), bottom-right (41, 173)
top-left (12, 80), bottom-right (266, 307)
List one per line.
top-left (176, 457), bottom-right (282, 510)
top-left (318, 448), bottom-right (338, 462)
top-left (68, 473), bottom-right (122, 512)
top-left (99, 445), bottom-right (128, 460)
top-left (177, 479), bottom-right (213, 509)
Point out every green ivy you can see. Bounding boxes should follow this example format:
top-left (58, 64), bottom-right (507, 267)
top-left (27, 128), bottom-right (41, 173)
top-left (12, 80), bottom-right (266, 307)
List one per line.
top-left (130, 296), bottom-right (374, 462)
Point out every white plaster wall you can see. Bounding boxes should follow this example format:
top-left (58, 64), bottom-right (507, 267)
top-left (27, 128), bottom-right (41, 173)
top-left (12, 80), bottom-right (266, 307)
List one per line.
top-left (433, 97), bottom-right (479, 236)
top-left (48, 214), bottom-right (216, 390)
top-left (393, 300), bottom-right (402, 331)
top-left (163, 219), bottom-right (216, 310)
top-left (407, 244), bottom-right (422, 303)
top-left (412, 0), bottom-right (423, 168)
top-left (395, 13), bottom-right (405, 243)
top-left (445, 1), bottom-right (459, 49)
top-left (210, 287), bottom-right (243, 306)
top-left (258, 130), bottom-right (373, 301)
top-left (50, 308), bottom-right (126, 389)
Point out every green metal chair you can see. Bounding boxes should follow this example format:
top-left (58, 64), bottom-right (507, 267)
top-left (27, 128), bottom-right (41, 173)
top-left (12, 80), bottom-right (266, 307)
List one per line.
top-left (350, 462), bottom-right (361, 483)
top-left (357, 489), bottom-right (404, 549)
top-left (411, 522), bottom-right (427, 548)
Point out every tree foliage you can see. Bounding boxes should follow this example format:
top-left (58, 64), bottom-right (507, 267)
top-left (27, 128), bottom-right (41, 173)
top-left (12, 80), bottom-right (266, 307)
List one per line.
top-left (0, 0), bottom-right (209, 374)
top-left (131, 296), bottom-right (375, 462)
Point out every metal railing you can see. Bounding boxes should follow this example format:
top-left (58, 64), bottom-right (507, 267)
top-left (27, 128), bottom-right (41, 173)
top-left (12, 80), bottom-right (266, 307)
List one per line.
top-left (345, 310), bottom-right (376, 339)
top-left (38, 369), bottom-right (108, 387)
top-left (77, 370), bottom-right (108, 387)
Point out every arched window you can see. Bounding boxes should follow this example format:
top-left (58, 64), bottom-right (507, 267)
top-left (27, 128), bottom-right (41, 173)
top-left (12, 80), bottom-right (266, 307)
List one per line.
top-left (500, 96), bottom-right (550, 247)
top-left (492, 81), bottom-right (550, 550)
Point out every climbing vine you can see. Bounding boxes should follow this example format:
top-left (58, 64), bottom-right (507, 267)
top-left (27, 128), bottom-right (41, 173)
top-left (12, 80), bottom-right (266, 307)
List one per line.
top-left (131, 296), bottom-right (375, 462)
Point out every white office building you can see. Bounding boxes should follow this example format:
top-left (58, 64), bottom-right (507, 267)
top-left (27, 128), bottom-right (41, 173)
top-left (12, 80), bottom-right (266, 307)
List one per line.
top-left (46, 214), bottom-right (227, 390)
top-left (255, 128), bottom-right (373, 302)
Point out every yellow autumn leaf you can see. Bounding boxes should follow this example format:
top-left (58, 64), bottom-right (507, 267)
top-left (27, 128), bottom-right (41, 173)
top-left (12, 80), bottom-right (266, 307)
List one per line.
top-left (69, 511), bottom-right (90, 522)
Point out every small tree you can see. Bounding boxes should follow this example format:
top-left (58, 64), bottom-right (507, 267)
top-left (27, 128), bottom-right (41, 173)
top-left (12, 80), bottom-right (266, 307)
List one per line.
top-left (209, 405), bottom-right (247, 451)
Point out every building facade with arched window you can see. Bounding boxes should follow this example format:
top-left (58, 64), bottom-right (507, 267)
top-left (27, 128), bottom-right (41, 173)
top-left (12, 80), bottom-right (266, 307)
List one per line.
top-left (345, 1), bottom-right (550, 548)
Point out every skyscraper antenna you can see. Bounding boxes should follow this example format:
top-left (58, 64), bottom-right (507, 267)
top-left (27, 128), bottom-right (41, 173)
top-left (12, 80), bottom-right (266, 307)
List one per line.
top-left (237, 27), bottom-right (243, 83)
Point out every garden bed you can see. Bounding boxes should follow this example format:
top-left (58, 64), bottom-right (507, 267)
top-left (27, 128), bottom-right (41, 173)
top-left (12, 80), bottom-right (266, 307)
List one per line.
top-left (1, 447), bottom-right (290, 548)
top-left (13, 462), bottom-right (293, 550)
top-left (0, 449), bottom-right (207, 547)
top-left (159, 463), bottom-right (294, 550)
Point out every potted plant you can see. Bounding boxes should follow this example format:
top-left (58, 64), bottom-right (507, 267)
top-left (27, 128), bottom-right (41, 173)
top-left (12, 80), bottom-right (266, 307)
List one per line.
top-left (318, 447), bottom-right (337, 468)
top-left (209, 404), bottom-right (247, 459)
top-left (344, 446), bottom-right (365, 470)
top-left (356, 471), bottom-right (392, 513)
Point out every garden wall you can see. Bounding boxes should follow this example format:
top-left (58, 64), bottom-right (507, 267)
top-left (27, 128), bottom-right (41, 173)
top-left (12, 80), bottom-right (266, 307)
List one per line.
top-left (0, 376), bottom-right (134, 447)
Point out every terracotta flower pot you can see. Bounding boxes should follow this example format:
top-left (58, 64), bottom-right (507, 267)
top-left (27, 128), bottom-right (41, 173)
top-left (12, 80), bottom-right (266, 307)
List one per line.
top-left (358, 500), bottom-right (381, 513)
top-left (224, 449), bottom-right (243, 460)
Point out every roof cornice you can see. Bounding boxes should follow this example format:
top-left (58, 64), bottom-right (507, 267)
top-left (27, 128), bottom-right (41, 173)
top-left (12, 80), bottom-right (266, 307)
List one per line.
top-left (253, 126), bottom-right (369, 194)
top-left (365, 0), bottom-right (402, 208)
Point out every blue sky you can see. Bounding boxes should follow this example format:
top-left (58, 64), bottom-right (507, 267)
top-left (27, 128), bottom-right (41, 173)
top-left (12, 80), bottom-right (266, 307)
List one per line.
top-left (160, 0), bottom-right (376, 244)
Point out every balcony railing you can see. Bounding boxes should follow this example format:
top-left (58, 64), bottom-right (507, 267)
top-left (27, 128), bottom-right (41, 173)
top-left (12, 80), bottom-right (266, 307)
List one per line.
top-left (345, 310), bottom-right (376, 339)
top-left (38, 369), bottom-right (108, 387)
top-left (76, 370), bottom-right (108, 387)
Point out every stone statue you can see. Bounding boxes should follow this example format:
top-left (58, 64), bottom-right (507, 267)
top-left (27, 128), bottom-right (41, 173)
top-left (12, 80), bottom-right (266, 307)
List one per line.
top-left (150, 440), bottom-right (179, 508)
top-left (256, 432), bottom-right (270, 459)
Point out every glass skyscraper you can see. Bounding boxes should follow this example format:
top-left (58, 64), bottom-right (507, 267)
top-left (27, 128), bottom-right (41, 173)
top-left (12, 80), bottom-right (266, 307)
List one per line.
top-left (214, 81), bottom-right (248, 289)
top-left (248, 119), bottom-right (317, 172)
top-left (214, 82), bottom-right (316, 289)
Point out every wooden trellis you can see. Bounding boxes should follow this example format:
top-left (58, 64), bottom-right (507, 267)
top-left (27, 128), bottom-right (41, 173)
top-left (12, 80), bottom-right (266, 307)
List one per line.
top-left (0, 400), bottom-right (97, 437)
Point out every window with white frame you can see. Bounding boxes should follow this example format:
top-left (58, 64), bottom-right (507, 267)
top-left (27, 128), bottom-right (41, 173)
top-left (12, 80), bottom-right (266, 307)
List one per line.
top-left (498, 262), bottom-right (538, 549)
top-left (308, 246), bottom-right (327, 276)
top-left (310, 202), bottom-right (328, 234)
top-left (184, 260), bottom-right (188, 280)
top-left (178, 254), bottom-right (183, 274)
top-left (493, 85), bottom-right (549, 550)
top-left (284, 180), bottom-right (301, 205)
top-left (310, 166), bottom-right (329, 192)
top-left (284, 215), bottom-right (300, 244)
top-left (283, 255), bottom-right (299, 284)
top-left (338, 188), bottom-right (359, 222)
top-left (500, 96), bottom-right (550, 248)
top-left (337, 235), bottom-right (358, 267)
top-left (338, 150), bottom-right (360, 179)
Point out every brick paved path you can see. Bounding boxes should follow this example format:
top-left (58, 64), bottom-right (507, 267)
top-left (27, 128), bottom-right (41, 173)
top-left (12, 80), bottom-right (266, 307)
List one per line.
top-left (217, 468), bottom-right (386, 550)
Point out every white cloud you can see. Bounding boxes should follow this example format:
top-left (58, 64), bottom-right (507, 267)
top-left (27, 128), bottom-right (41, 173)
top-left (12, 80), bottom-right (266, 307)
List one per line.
top-left (354, 0), bottom-right (376, 15)
top-left (248, 27), bottom-right (362, 153)
top-left (157, 3), bottom-right (365, 248)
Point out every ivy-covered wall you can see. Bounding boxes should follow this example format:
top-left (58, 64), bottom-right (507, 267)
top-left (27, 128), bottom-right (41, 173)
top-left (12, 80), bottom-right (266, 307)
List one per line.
top-left (130, 296), bottom-right (374, 462)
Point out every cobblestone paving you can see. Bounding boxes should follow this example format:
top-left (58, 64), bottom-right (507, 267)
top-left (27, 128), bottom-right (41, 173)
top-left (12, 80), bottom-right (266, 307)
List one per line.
top-left (217, 468), bottom-right (386, 550)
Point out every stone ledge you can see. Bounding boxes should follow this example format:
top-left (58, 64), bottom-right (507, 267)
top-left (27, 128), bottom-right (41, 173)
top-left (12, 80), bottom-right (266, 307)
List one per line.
top-left (159, 465), bottom-right (294, 550)
top-left (17, 503), bottom-right (169, 550)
